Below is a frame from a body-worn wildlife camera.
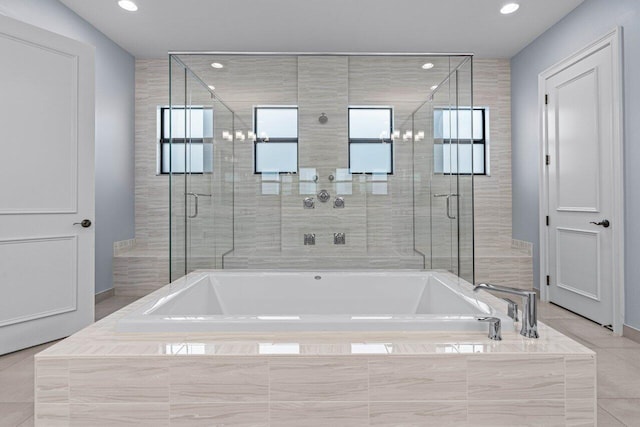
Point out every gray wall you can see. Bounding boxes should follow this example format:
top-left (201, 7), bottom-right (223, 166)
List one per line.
top-left (0, 0), bottom-right (135, 294)
top-left (511, 0), bottom-right (640, 329)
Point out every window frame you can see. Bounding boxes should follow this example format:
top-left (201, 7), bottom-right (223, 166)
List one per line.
top-left (435, 107), bottom-right (487, 176)
top-left (253, 106), bottom-right (299, 175)
top-left (158, 106), bottom-right (212, 175)
top-left (347, 106), bottom-right (394, 175)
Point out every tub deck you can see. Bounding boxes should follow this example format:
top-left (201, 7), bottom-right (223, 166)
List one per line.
top-left (35, 271), bottom-right (595, 426)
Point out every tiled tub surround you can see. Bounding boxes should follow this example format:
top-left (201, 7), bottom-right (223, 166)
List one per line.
top-left (35, 274), bottom-right (594, 426)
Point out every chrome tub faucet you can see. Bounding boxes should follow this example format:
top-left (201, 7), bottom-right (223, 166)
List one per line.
top-left (473, 283), bottom-right (539, 339)
top-left (477, 317), bottom-right (502, 340)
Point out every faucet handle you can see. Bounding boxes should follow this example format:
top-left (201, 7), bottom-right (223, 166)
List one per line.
top-left (503, 298), bottom-right (519, 322)
top-left (477, 317), bottom-right (502, 341)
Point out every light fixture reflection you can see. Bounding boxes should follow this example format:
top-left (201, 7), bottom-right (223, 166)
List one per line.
top-left (211, 62), bottom-right (224, 69)
top-left (422, 62), bottom-right (434, 70)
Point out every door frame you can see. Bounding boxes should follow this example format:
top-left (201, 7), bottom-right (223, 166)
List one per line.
top-left (538, 27), bottom-right (624, 334)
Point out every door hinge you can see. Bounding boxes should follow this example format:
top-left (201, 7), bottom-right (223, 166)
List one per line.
top-left (546, 216), bottom-right (549, 226)
top-left (545, 155), bottom-right (550, 165)
top-left (545, 94), bottom-right (549, 105)
top-left (546, 275), bottom-right (551, 286)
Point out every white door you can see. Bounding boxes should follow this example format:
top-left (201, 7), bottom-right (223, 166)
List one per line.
top-left (0, 15), bottom-right (95, 355)
top-left (544, 38), bottom-right (619, 327)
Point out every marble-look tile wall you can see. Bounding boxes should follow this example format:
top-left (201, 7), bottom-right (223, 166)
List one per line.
top-left (125, 56), bottom-right (530, 292)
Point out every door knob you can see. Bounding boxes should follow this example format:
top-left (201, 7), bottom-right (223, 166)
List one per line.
top-left (73, 219), bottom-right (92, 228)
top-left (590, 219), bottom-right (610, 228)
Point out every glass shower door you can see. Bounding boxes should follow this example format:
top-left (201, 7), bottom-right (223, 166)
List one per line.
top-left (169, 55), bottom-right (236, 280)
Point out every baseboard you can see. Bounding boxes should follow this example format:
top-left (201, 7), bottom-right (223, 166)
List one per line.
top-left (95, 288), bottom-right (115, 304)
top-left (623, 324), bottom-right (640, 344)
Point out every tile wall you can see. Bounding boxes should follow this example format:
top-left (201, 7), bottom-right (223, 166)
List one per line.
top-left (116, 56), bottom-right (532, 295)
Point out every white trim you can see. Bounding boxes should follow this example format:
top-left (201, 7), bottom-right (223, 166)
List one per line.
top-left (538, 27), bottom-right (625, 334)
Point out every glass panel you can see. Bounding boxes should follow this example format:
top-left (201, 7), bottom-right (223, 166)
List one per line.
top-left (456, 58), bottom-right (475, 283)
top-left (412, 101), bottom-right (433, 268)
top-left (169, 56), bottom-right (186, 282)
top-left (349, 143), bottom-right (392, 174)
top-left (428, 57), bottom-right (459, 275)
top-left (255, 108), bottom-right (297, 139)
top-left (255, 142), bottom-right (298, 173)
top-left (185, 69), bottom-right (232, 272)
top-left (349, 108), bottom-right (392, 139)
top-left (212, 97), bottom-right (235, 268)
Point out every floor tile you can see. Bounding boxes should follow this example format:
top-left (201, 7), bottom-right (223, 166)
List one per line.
top-left (598, 405), bottom-right (626, 426)
top-left (95, 296), bottom-right (140, 321)
top-left (603, 348), bottom-right (640, 369)
top-left (0, 403), bottom-right (32, 427)
top-left (0, 342), bottom-right (58, 373)
top-left (16, 415), bottom-right (33, 427)
top-left (0, 357), bottom-right (35, 403)
top-left (597, 349), bottom-right (640, 398)
top-left (538, 302), bottom-right (580, 320)
top-left (599, 399), bottom-right (640, 426)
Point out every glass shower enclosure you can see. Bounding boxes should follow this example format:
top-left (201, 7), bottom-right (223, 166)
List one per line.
top-left (168, 53), bottom-right (474, 284)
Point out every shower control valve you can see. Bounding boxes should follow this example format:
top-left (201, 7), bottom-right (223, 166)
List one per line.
top-left (304, 233), bottom-right (316, 246)
top-left (334, 233), bottom-right (346, 245)
top-left (318, 189), bottom-right (330, 203)
top-left (333, 197), bottom-right (345, 209)
top-left (303, 197), bottom-right (315, 209)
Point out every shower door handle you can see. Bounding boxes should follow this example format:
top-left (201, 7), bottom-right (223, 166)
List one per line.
top-left (433, 193), bottom-right (459, 219)
top-left (185, 192), bottom-right (212, 219)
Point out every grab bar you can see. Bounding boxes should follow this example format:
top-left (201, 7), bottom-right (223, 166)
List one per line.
top-left (433, 193), bottom-right (459, 219)
top-left (185, 192), bottom-right (212, 218)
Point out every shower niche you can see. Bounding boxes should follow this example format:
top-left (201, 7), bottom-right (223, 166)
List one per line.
top-left (169, 54), bottom-right (474, 283)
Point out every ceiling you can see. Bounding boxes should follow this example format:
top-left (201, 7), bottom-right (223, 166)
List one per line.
top-left (60, 0), bottom-right (584, 59)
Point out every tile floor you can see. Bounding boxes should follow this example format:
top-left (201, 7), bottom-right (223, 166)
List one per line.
top-left (0, 296), bottom-right (638, 426)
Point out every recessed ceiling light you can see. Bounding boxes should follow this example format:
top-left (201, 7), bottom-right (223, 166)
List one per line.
top-left (430, 85), bottom-right (438, 90)
top-left (118, 0), bottom-right (138, 12)
top-left (422, 62), bottom-right (434, 70)
top-left (211, 62), bottom-right (224, 69)
top-left (500, 3), bottom-right (520, 14)
top-left (208, 85), bottom-right (215, 90)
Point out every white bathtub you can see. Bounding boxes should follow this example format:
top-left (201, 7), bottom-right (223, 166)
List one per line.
top-left (116, 270), bottom-right (514, 333)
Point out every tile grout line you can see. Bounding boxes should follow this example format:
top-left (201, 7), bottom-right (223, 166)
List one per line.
top-left (598, 403), bottom-right (629, 427)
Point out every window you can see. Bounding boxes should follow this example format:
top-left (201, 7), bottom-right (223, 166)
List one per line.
top-left (254, 107), bottom-right (298, 174)
top-left (348, 107), bottom-right (393, 174)
top-left (159, 107), bottom-right (213, 174)
top-left (433, 108), bottom-right (487, 175)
